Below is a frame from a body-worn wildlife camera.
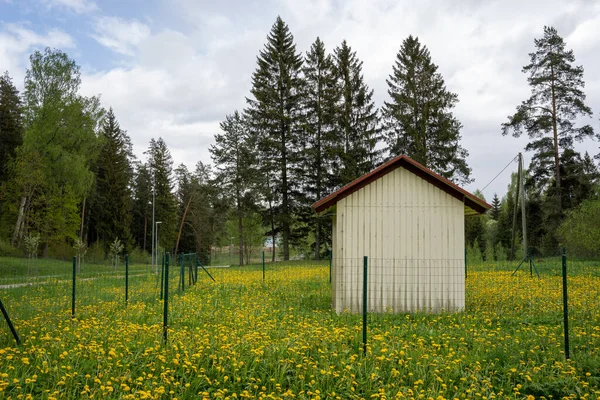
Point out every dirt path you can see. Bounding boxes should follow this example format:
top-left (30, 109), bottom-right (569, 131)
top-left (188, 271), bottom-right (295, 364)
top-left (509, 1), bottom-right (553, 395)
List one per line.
top-left (0, 273), bottom-right (148, 290)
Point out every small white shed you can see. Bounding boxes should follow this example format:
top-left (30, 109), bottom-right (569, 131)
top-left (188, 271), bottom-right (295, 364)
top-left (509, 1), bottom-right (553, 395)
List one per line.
top-left (312, 155), bottom-right (490, 313)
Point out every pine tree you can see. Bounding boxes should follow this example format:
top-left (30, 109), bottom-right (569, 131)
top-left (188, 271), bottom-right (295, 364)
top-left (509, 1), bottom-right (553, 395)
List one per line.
top-left (490, 194), bottom-right (501, 221)
top-left (333, 40), bottom-right (381, 186)
top-left (302, 37), bottom-right (338, 259)
top-left (382, 35), bottom-right (471, 184)
top-left (502, 26), bottom-right (594, 213)
top-left (146, 138), bottom-right (177, 250)
top-left (210, 111), bottom-right (258, 265)
top-left (246, 16), bottom-right (304, 261)
top-left (89, 108), bottom-right (134, 250)
top-left (131, 163), bottom-right (152, 252)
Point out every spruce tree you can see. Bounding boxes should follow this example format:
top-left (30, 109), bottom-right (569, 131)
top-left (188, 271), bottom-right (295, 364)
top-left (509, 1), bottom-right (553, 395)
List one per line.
top-left (146, 138), bottom-right (177, 250)
top-left (131, 163), bottom-right (152, 252)
top-left (502, 26), bottom-right (594, 213)
top-left (302, 37), bottom-right (338, 259)
top-left (89, 108), bottom-right (134, 250)
top-left (246, 16), bottom-right (304, 261)
top-left (382, 35), bottom-right (471, 184)
top-left (210, 111), bottom-right (258, 265)
top-left (490, 194), bottom-right (501, 221)
top-left (333, 40), bottom-right (381, 186)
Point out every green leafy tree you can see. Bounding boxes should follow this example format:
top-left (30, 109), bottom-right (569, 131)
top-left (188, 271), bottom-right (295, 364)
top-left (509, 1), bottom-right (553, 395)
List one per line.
top-left (146, 138), bottom-right (177, 250)
top-left (382, 35), bottom-right (471, 184)
top-left (557, 199), bottom-right (600, 258)
top-left (11, 48), bottom-right (103, 251)
top-left (302, 37), bottom-right (339, 259)
top-left (246, 16), bottom-right (304, 261)
top-left (210, 111), bottom-right (258, 265)
top-left (333, 40), bottom-right (381, 186)
top-left (89, 108), bottom-right (134, 251)
top-left (502, 26), bottom-right (594, 213)
top-left (465, 190), bottom-right (487, 259)
top-left (0, 71), bottom-right (23, 190)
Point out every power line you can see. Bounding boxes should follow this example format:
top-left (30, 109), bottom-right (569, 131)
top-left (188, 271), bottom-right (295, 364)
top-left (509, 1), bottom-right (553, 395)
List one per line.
top-left (480, 155), bottom-right (519, 193)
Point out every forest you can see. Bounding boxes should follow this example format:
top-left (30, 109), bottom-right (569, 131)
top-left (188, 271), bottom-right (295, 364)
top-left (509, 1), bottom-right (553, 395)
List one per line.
top-left (0, 18), bottom-right (598, 265)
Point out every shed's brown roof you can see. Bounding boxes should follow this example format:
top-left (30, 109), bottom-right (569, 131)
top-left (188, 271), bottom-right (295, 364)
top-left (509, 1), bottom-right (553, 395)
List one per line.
top-left (312, 155), bottom-right (491, 216)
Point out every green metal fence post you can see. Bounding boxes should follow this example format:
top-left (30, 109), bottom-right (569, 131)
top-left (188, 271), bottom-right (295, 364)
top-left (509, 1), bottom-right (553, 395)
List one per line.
top-left (464, 247), bottom-right (467, 280)
top-left (72, 256), bottom-right (76, 318)
top-left (125, 254), bottom-right (129, 305)
top-left (363, 255), bottom-right (368, 355)
top-left (163, 252), bottom-right (170, 343)
top-left (0, 299), bottom-right (21, 345)
top-left (262, 251), bottom-right (265, 283)
top-left (180, 254), bottom-right (185, 293)
top-left (160, 253), bottom-right (164, 300)
top-left (329, 250), bottom-right (332, 284)
top-left (562, 248), bottom-right (570, 359)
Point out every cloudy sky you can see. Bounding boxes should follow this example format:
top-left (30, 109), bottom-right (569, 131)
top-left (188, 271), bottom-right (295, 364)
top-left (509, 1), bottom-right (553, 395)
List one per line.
top-left (1, 0), bottom-right (599, 198)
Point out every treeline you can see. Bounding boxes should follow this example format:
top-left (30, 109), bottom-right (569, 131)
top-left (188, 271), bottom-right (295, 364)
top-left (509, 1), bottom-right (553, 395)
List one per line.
top-left (0, 20), bottom-right (598, 263)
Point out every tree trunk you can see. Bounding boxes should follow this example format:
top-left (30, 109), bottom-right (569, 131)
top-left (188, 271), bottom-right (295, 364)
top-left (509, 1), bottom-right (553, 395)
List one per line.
top-left (143, 214), bottom-right (147, 252)
top-left (80, 197), bottom-right (86, 239)
top-left (281, 121), bottom-right (289, 261)
top-left (550, 64), bottom-right (562, 213)
top-left (238, 208), bottom-right (244, 266)
top-left (12, 196), bottom-right (27, 246)
top-left (174, 195), bottom-right (193, 257)
top-left (269, 196), bottom-right (276, 262)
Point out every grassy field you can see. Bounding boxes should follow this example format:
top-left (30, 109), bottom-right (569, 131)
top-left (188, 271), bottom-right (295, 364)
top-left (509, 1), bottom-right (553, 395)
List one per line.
top-left (0, 258), bottom-right (599, 399)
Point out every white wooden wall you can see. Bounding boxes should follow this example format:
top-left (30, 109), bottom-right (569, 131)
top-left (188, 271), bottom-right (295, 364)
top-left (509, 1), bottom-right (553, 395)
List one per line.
top-left (332, 166), bottom-right (465, 313)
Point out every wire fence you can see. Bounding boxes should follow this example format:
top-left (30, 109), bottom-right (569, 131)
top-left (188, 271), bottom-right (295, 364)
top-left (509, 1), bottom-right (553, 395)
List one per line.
top-left (1, 247), bottom-right (599, 363)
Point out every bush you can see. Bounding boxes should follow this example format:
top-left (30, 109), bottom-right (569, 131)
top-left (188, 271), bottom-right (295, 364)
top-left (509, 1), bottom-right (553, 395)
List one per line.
top-left (129, 247), bottom-right (151, 265)
top-left (557, 199), bottom-right (600, 259)
top-left (0, 239), bottom-right (20, 257)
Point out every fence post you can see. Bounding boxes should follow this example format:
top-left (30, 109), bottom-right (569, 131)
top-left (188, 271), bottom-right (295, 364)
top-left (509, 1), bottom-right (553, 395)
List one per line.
top-left (464, 247), bottom-right (467, 279)
top-left (262, 251), bottom-right (265, 283)
top-left (0, 299), bottom-right (21, 345)
top-left (180, 254), bottom-right (185, 293)
top-left (363, 256), bottom-right (368, 355)
top-left (194, 254), bottom-right (198, 284)
top-left (562, 248), bottom-right (570, 359)
top-left (329, 250), bottom-right (332, 284)
top-left (72, 256), bottom-right (76, 318)
top-left (125, 254), bottom-right (129, 305)
top-left (160, 253), bottom-right (164, 300)
top-left (163, 252), bottom-right (170, 343)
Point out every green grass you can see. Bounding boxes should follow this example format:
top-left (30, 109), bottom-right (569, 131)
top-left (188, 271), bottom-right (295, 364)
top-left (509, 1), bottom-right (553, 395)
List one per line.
top-left (0, 257), bottom-right (598, 399)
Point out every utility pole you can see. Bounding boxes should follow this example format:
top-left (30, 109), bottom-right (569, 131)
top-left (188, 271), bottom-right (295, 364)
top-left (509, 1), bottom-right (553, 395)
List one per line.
top-left (156, 221), bottom-right (162, 269)
top-left (519, 153), bottom-right (528, 256)
top-left (151, 172), bottom-right (156, 273)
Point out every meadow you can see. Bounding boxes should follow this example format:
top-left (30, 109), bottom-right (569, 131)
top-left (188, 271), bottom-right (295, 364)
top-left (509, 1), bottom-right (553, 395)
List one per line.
top-left (0, 257), bottom-right (599, 399)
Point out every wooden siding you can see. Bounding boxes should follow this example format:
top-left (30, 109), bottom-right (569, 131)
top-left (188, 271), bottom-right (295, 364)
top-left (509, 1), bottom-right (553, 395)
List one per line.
top-left (332, 166), bottom-right (465, 313)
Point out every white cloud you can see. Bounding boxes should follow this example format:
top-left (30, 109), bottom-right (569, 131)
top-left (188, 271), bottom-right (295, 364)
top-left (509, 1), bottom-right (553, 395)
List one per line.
top-left (0, 24), bottom-right (75, 85)
top-left (91, 16), bottom-right (151, 56)
top-left (41, 0), bottom-right (97, 13)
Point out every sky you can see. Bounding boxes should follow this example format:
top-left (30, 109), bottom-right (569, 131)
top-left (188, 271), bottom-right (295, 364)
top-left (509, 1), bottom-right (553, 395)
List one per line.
top-left (1, 0), bottom-right (599, 200)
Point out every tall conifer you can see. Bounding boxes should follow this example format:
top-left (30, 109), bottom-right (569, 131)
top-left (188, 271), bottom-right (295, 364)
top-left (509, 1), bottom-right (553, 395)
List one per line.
top-left (246, 16), bottom-right (304, 261)
top-left (382, 35), bottom-right (470, 184)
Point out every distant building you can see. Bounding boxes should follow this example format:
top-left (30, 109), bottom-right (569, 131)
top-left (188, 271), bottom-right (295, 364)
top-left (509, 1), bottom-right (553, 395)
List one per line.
top-left (312, 155), bottom-right (490, 313)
